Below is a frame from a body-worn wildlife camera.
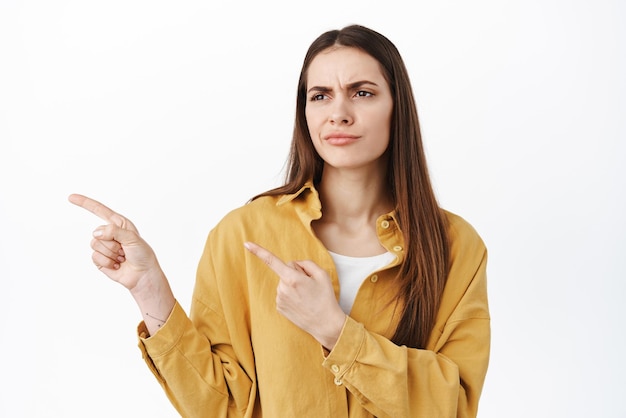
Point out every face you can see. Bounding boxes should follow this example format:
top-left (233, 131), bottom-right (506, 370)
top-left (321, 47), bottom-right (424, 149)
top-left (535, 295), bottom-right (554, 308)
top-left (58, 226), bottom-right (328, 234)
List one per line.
top-left (305, 46), bottom-right (393, 174)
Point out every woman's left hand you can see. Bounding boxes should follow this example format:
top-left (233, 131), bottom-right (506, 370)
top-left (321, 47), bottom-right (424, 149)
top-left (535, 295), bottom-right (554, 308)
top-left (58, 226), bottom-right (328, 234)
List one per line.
top-left (244, 242), bottom-right (346, 350)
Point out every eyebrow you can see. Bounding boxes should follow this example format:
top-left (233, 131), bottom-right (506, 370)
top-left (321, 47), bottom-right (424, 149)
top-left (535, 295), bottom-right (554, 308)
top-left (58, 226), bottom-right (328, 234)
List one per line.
top-left (307, 80), bottom-right (379, 94)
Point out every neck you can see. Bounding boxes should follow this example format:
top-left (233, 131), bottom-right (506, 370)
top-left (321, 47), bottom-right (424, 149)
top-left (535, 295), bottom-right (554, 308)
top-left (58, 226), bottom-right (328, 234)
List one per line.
top-left (317, 166), bottom-right (394, 224)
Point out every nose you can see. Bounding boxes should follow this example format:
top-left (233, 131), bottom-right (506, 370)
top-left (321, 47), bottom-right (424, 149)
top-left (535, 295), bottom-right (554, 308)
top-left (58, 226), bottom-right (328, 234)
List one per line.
top-left (329, 97), bottom-right (354, 125)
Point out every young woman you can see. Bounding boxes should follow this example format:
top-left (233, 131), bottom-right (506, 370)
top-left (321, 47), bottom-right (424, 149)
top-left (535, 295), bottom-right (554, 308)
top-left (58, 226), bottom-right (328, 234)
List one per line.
top-left (70, 24), bottom-right (490, 417)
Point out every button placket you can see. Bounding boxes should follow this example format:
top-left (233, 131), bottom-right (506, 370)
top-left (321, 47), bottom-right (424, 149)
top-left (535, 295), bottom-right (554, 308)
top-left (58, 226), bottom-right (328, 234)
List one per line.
top-left (330, 364), bottom-right (343, 385)
top-left (378, 216), bottom-right (402, 256)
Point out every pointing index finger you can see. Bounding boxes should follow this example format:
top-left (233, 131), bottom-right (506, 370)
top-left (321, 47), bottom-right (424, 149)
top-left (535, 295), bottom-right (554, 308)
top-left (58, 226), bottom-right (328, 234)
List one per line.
top-left (68, 193), bottom-right (130, 229)
top-left (244, 242), bottom-right (292, 277)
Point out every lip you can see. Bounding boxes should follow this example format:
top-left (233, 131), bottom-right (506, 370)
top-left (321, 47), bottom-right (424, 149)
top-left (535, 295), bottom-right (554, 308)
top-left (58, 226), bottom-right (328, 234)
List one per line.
top-left (323, 132), bottom-right (360, 145)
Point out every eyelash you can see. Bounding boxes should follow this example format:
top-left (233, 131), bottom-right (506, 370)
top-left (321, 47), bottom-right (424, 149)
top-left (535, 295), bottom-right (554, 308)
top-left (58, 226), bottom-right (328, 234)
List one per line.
top-left (309, 90), bottom-right (374, 101)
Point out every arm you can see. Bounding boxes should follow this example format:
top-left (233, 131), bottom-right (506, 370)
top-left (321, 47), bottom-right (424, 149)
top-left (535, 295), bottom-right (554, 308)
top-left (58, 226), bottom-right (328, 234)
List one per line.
top-left (138, 239), bottom-right (257, 417)
top-left (245, 236), bottom-right (490, 418)
top-left (68, 194), bottom-right (175, 335)
top-left (69, 195), bottom-right (255, 417)
top-left (323, 248), bottom-right (489, 418)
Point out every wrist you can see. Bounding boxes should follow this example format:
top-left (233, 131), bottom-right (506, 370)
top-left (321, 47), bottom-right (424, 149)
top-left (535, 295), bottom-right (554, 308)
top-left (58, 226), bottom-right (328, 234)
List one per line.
top-left (129, 266), bottom-right (170, 301)
top-left (316, 311), bottom-right (347, 351)
top-left (130, 268), bottom-right (176, 335)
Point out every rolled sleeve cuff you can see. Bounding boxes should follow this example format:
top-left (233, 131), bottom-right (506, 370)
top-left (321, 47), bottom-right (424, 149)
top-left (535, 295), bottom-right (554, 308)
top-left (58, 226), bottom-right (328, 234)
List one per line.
top-left (322, 316), bottom-right (365, 383)
top-left (137, 301), bottom-right (188, 382)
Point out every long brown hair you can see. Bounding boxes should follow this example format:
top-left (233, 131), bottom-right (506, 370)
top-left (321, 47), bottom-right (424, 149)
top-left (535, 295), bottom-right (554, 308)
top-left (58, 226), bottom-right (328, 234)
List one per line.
top-left (255, 25), bottom-right (450, 349)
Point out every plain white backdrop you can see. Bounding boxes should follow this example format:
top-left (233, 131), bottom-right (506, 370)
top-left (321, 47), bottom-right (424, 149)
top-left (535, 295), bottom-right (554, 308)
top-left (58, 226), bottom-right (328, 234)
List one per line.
top-left (1, 0), bottom-right (624, 417)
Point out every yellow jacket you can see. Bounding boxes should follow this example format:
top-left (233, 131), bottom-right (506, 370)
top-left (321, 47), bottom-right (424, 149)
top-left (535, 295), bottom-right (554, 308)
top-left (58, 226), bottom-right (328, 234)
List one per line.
top-left (138, 182), bottom-right (490, 417)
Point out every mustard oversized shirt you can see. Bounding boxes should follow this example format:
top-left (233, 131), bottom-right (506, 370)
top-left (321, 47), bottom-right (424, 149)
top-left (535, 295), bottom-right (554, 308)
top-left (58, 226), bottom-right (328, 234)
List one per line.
top-left (138, 183), bottom-right (490, 417)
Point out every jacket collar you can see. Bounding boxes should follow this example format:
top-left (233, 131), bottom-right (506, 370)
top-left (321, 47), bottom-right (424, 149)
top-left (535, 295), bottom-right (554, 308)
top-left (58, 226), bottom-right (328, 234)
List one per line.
top-left (276, 181), bottom-right (322, 225)
top-left (276, 181), bottom-right (317, 206)
top-left (275, 181), bottom-right (403, 264)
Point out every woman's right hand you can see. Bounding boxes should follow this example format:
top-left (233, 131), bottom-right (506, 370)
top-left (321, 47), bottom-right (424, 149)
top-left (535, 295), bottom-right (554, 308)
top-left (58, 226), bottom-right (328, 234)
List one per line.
top-left (68, 194), bottom-right (160, 291)
top-left (69, 194), bottom-right (176, 334)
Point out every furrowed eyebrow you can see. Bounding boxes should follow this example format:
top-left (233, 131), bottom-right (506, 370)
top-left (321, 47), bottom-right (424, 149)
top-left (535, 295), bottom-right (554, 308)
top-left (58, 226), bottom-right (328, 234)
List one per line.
top-left (347, 80), bottom-right (379, 90)
top-left (307, 86), bottom-right (332, 94)
top-left (307, 80), bottom-right (379, 94)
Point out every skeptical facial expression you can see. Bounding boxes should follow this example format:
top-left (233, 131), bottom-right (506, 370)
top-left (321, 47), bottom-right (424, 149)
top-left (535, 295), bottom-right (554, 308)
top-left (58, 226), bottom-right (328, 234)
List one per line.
top-left (305, 46), bottom-right (394, 173)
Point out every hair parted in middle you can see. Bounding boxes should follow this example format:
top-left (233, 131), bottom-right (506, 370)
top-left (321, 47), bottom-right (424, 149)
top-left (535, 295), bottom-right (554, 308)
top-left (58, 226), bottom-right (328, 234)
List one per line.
top-left (256, 24), bottom-right (450, 349)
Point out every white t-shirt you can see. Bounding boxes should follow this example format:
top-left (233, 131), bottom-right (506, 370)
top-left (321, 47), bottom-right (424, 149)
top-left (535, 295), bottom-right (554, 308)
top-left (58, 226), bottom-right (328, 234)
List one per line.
top-left (329, 251), bottom-right (396, 314)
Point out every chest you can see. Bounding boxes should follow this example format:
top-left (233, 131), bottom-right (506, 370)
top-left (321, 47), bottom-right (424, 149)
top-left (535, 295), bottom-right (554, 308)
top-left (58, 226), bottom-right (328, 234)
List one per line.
top-left (312, 219), bottom-right (387, 257)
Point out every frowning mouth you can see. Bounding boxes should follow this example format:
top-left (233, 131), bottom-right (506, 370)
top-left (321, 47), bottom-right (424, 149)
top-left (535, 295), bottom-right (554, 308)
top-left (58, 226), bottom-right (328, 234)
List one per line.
top-left (323, 133), bottom-right (360, 145)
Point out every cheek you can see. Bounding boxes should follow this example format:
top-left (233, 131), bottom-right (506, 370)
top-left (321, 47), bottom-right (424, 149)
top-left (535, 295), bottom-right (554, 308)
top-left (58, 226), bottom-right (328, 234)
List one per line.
top-left (305, 110), bottom-right (321, 138)
top-left (371, 110), bottom-right (392, 135)
top-left (381, 108), bottom-right (393, 139)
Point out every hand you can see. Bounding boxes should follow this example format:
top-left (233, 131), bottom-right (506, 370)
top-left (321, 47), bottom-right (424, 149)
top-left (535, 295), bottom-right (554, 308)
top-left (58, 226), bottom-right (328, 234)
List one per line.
top-left (68, 194), bottom-right (163, 292)
top-left (69, 194), bottom-right (176, 334)
top-left (244, 242), bottom-right (346, 350)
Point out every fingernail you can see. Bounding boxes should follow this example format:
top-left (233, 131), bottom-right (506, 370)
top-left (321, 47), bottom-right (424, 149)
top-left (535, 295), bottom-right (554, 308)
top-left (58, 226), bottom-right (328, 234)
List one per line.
top-left (243, 242), bottom-right (252, 250)
top-left (93, 229), bottom-right (103, 237)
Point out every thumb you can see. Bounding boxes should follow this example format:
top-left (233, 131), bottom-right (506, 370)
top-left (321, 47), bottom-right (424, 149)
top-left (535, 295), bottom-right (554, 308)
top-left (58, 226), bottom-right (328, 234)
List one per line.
top-left (93, 223), bottom-right (143, 246)
top-left (293, 260), bottom-right (328, 280)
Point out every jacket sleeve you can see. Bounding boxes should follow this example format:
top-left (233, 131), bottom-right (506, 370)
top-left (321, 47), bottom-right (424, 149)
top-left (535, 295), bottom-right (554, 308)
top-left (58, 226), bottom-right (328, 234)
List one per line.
top-left (322, 231), bottom-right (490, 418)
top-left (137, 238), bottom-right (256, 418)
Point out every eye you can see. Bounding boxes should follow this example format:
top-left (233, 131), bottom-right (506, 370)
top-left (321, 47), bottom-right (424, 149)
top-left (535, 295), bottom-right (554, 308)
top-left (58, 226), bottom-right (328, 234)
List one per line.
top-left (309, 93), bottom-right (327, 102)
top-left (355, 90), bottom-right (373, 98)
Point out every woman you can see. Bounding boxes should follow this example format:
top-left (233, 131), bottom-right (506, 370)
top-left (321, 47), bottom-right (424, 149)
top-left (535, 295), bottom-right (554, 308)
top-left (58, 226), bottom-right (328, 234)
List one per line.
top-left (70, 24), bottom-right (490, 417)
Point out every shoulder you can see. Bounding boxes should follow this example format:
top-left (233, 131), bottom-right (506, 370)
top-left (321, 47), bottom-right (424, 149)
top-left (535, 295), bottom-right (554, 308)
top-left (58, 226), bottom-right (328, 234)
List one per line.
top-left (211, 195), bottom-right (283, 235)
top-left (442, 209), bottom-right (487, 272)
top-left (224, 195), bottom-right (281, 221)
top-left (198, 195), bottom-right (286, 263)
top-left (444, 209), bottom-right (486, 253)
top-left (200, 191), bottom-right (319, 265)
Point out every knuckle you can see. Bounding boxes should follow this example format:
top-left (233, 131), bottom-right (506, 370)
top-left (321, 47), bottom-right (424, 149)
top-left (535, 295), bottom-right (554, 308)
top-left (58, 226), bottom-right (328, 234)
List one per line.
top-left (281, 275), bottom-right (296, 288)
top-left (110, 213), bottom-right (125, 226)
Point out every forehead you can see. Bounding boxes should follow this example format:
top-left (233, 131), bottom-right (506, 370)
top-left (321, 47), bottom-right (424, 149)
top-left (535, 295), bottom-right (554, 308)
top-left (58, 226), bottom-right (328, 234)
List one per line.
top-left (306, 46), bottom-right (386, 86)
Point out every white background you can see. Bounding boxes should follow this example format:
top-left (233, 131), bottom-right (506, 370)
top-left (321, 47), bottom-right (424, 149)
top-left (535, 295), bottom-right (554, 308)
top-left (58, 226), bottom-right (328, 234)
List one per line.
top-left (1, 0), bottom-right (624, 417)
